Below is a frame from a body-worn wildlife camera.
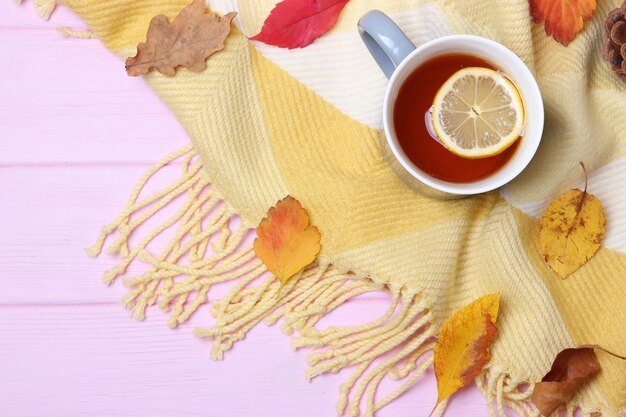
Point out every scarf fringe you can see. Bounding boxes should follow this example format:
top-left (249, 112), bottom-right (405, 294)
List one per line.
top-left (57, 27), bottom-right (95, 39)
top-left (21, 0), bottom-right (94, 38)
top-left (476, 368), bottom-right (600, 417)
top-left (89, 145), bottom-right (593, 417)
top-left (17, 0), bottom-right (57, 20)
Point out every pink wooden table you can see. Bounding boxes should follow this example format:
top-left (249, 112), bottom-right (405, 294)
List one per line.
top-left (0, 3), bottom-right (491, 416)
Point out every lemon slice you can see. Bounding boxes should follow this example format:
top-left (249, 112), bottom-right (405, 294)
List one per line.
top-left (431, 67), bottom-right (524, 159)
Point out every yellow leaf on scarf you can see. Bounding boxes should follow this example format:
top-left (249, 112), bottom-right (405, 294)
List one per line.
top-left (430, 294), bottom-right (500, 416)
top-left (125, 0), bottom-right (236, 76)
top-left (254, 196), bottom-right (321, 285)
top-left (539, 163), bottom-right (606, 278)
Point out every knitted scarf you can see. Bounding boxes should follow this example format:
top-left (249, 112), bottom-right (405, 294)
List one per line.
top-left (38, 0), bottom-right (626, 416)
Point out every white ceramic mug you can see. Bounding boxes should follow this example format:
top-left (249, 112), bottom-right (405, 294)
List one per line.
top-left (358, 10), bottom-right (544, 197)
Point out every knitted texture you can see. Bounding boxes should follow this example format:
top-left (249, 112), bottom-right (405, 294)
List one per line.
top-left (59, 0), bottom-right (626, 416)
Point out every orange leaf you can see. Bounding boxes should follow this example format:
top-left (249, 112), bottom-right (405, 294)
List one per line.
top-left (125, 0), bottom-right (236, 76)
top-left (254, 196), bottom-right (321, 285)
top-left (530, 0), bottom-right (596, 46)
top-left (430, 294), bottom-right (500, 416)
top-left (531, 347), bottom-right (600, 416)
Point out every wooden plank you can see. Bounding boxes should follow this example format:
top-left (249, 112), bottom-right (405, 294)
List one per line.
top-left (0, 165), bottom-right (182, 303)
top-left (0, 304), bottom-right (489, 417)
top-left (6, 1), bottom-right (88, 28)
top-left (0, 2), bottom-right (188, 165)
top-left (0, 304), bottom-right (335, 417)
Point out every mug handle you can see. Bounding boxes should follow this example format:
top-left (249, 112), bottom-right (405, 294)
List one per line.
top-left (358, 10), bottom-right (416, 79)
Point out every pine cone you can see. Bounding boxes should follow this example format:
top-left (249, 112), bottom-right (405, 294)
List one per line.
top-left (602, 2), bottom-right (626, 83)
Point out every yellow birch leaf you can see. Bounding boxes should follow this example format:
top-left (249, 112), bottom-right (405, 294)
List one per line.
top-left (431, 294), bottom-right (500, 416)
top-left (254, 196), bottom-right (321, 285)
top-left (539, 163), bottom-right (606, 278)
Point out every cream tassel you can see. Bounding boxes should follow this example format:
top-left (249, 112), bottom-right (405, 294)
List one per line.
top-left (35, 0), bottom-right (56, 20)
top-left (57, 27), bottom-right (95, 39)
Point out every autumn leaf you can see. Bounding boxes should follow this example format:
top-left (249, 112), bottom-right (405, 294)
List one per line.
top-left (530, 0), bottom-right (596, 46)
top-left (250, 0), bottom-right (350, 49)
top-left (254, 196), bottom-right (321, 285)
top-left (430, 294), bottom-right (500, 416)
top-left (539, 162), bottom-right (606, 278)
top-left (532, 347), bottom-right (600, 416)
top-left (125, 0), bottom-right (236, 76)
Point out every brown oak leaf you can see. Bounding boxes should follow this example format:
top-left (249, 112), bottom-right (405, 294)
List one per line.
top-left (126, 0), bottom-right (236, 76)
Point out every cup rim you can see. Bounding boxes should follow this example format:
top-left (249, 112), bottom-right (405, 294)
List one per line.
top-left (383, 34), bottom-right (544, 195)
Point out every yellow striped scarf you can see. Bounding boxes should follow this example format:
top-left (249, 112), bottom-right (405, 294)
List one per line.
top-left (41, 0), bottom-right (626, 415)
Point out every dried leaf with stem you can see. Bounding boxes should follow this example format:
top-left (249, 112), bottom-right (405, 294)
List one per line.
top-left (126, 0), bottom-right (236, 76)
top-left (539, 162), bottom-right (606, 278)
top-left (532, 345), bottom-right (625, 416)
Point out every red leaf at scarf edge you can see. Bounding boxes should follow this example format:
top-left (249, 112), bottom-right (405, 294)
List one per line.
top-left (250, 0), bottom-right (350, 49)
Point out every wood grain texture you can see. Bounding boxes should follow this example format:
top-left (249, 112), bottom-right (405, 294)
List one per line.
top-left (0, 6), bottom-right (188, 165)
top-left (0, 2), bottom-right (493, 416)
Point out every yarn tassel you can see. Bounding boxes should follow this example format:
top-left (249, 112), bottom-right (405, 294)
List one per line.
top-left (35, 0), bottom-right (56, 20)
top-left (16, 0), bottom-right (56, 20)
top-left (90, 144), bottom-right (571, 417)
top-left (58, 27), bottom-right (95, 39)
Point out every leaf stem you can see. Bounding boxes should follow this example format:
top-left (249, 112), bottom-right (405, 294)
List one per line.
top-left (579, 344), bottom-right (626, 360)
top-left (580, 161), bottom-right (588, 194)
top-left (566, 162), bottom-right (589, 238)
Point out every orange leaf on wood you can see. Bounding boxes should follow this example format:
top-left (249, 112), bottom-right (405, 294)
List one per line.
top-left (254, 196), bottom-right (321, 285)
top-left (530, 0), bottom-right (596, 45)
top-left (532, 347), bottom-right (600, 416)
top-left (430, 294), bottom-right (500, 416)
top-left (126, 0), bottom-right (236, 76)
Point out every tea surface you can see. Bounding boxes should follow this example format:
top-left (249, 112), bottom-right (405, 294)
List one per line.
top-left (393, 53), bottom-right (520, 183)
